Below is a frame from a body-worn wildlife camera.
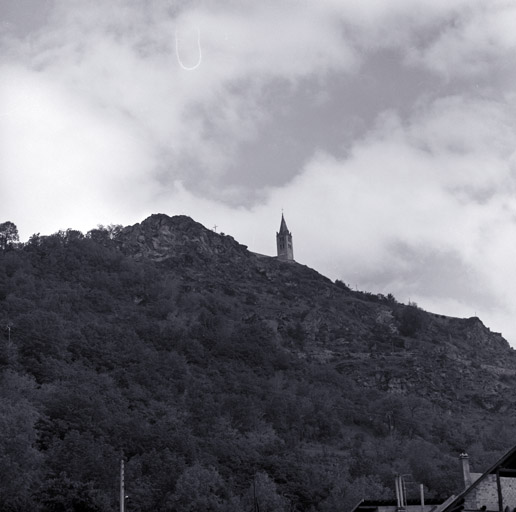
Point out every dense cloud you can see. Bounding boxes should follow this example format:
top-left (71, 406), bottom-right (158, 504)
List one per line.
top-left (1, 0), bottom-right (516, 341)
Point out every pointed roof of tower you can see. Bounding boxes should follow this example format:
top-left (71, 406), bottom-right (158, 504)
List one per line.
top-left (278, 213), bottom-right (290, 234)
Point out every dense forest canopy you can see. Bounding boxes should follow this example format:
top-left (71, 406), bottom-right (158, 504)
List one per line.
top-left (1, 215), bottom-right (516, 512)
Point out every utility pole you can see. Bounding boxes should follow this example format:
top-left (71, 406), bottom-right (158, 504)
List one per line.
top-left (5, 324), bottom-right (12, 361)
top-left (120, 458), bottom-right (125, 512)
top-left (253, 476), bottom-right (260, 512)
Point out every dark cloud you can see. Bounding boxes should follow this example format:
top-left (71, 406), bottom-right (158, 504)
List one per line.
top-left (0, 0), bottom-right (54, 35)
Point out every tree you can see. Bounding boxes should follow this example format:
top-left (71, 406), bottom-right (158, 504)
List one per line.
top-left (170, 463), bottom-right (233, 512)
top-left (0, 222), bottom-right (19, 251)
top-left (320, 475), bottom-right (390, 512)
top-left (86, 224), bottom-right (123, 244)
top-left (397, 304), bottom-right (425, 337)
top-left (242, 472), bottom-right (289, 512)
top-left (0, 371), bottom-right (43, 511)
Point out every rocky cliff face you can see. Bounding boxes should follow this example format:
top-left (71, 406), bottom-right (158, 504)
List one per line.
top-left (117, 214), bottom-right (249, 262)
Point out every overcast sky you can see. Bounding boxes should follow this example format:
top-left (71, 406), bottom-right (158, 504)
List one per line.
top-left (2, 0), bottom-right (516, 344)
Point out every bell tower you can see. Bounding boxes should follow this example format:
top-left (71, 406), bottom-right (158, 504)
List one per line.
top-left (276, 213), bottom-right (294, 261)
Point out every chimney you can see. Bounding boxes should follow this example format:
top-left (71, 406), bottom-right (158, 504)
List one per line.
top-left (395, 475), bottom-right (406, 511)
top-left (459, 453), bottom-right (472, 489)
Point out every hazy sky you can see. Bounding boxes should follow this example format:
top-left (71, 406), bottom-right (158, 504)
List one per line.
top-left (2, 0), bottom-right (516, 344)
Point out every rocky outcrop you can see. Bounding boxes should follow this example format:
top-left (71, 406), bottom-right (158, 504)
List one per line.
top-left (117, 214), bottom-right (249, 262)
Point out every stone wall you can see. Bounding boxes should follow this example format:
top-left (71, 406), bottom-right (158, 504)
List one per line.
top-left (464, 474), bottom-right (516, 511)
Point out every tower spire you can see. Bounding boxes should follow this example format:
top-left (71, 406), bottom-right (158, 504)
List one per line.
top-left (276, 212), bottom-right (294, 261)
top-left (279, 213), bottom-right (289, 234)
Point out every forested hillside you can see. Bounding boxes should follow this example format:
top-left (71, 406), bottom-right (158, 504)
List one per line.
top-left (1, 214), bottom-right (516, 512)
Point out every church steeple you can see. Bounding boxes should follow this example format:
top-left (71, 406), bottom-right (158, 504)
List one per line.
top-left (276, 213), bottom-right (294, 261)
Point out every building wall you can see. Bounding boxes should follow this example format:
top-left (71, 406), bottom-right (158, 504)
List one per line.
top-left (376, 505), bottom-right (437, 512)
top-left (276, 233), bottom-right (294, 261)
top-left (465, 475), bottom-right (516, 510)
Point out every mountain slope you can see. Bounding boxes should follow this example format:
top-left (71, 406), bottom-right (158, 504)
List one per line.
top-left (0, 213), bottom-right (515, 512)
